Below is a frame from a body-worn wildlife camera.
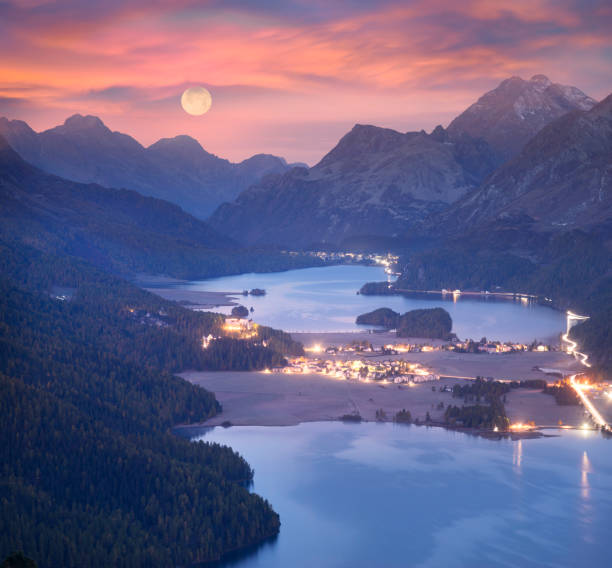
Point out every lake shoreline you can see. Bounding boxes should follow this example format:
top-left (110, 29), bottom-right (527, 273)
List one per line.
top-left (175, 416), bottom-right (566, 441)
top-left (140, 265), bottom-right (567, 342)
top-left (180, 344), bottom-right (585, 430)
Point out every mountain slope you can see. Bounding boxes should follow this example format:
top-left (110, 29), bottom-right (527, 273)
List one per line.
top-left (447, 74), bottom-right (596, 162)
top-left (0, 134), bottom-right (243, 274)
top-left (444, 94), bottom-right (612, 233)
top-left (210, 125), bottom-right (482, 247)
top-left (210, 75), bottom-right (594, 248)
top-left (391, 95), bottom-right (612, 374)
top-left (0, 135), bottom-right (326, 279)
top-left (0, 114), bottom-right (294, 218)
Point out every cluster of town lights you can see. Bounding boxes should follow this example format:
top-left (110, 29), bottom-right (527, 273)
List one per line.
top-left (259, 356), bottom-right (437, 384)
top-left (208, 309), bottom-right (610, 433)
top-left (509, 422), bottom-right (533, 431)
top-left (570, 374), bottom-right (608, 429)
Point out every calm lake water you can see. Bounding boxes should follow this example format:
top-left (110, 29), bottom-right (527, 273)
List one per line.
top-left (192, 423), bottom-right (612, 568)
top-left (177, 265), bottom-right (565, 342)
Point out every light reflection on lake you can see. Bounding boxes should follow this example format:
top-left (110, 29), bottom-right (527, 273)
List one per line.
top-left (192, 423), bottom-right (612, 568)
top-left (174, 265), bottom-right (565, 342)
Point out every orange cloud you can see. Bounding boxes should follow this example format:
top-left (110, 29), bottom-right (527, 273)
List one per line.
top-left (0, 0), bottom-right (610, 164)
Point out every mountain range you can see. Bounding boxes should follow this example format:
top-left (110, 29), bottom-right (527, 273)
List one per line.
top-left (0, 133), bottom-right (232, 271)
top-left (210, 125), bottom-right (483, 247)
top-left (442, 94), bottom-right (612, 235)
top-left (0, 114), bottom-right (301, 219)
top-left (0, 134), bottom-right (322, 279)
top-left (1, 74), bottom-right (602, 250)
top-left (2, 59), bottom-right (610, 568)
top-left (209, 75), bottom-right (600, 248)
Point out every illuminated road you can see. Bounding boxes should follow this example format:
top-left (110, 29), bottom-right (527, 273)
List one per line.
top-left (569, 375), bottom-right (608, 429)
top-left (392, 287), bottom-right (538, 300)
top-left (562, 311), bottom-right (609, 430)
top-left (562, 311), bottom-right (591, 367)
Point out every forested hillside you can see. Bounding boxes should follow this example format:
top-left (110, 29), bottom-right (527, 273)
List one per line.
top-left (392, 226), bottom-right (612, 375)
top-left (0, 239), bottom-right (291, 566)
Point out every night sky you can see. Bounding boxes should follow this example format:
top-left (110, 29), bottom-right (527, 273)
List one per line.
top-left (1, 0), bottom-right (610, 164)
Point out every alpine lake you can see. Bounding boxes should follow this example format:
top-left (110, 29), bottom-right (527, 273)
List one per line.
top-left (170, 265), bottom-right (608, 567)
top-left (171, 265), bottom-right (565, 342)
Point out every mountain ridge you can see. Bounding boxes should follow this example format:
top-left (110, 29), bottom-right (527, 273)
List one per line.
top-left (446, 74), bottom-right (596, 162)
top-left (0, 114), bottom-right (297, 218)
top-left (440, 93), bottom-right (612, 235)
top-left (210, 123), bottom-right (480, 247)
top-left (209, 75), bottom-right (597, 248)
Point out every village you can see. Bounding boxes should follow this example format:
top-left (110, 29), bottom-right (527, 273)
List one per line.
top-left (206, 316), bottom-right (558, 354)
top-left (200, 317), bottom-right (563, 390)
top-left (264, 355), bottom-right (440, 385)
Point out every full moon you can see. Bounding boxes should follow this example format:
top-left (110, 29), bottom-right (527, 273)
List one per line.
top-left (181, 86), bottom-right (212, 116)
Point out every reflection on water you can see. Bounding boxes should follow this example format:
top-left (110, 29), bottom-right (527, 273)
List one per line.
top-left (579, 449), bottom-right (594, 545)
top-left (174, 265), bottom-right (566, 341)
top-left (193, 423), bottom-right (612, 568)
top-left (513, 439), bottom-right (523, 472)
top-left (581, 450), bottom-right (591, 500)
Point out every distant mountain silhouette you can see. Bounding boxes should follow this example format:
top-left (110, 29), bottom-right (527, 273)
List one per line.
top-left (0, 114), bottom-right (297, 218)
top-left (0, 133), bottom-right (241, 277)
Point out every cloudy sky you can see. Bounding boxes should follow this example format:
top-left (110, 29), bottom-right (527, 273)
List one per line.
top-left (1, 0), bottom-right (610, 164)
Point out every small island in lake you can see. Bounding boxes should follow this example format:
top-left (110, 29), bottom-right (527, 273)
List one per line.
top-left (231, 304), bottom-right (250, 318)
top-left (242, 288), bottom-right (267, 296)
top-left (359, 281), bottom-right (395, 295)
top-left (356, 307), bottom-right (453, 339)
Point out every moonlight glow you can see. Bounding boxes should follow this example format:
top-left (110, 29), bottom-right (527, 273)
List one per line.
top-left (181, 86), bottom-right (212, 116)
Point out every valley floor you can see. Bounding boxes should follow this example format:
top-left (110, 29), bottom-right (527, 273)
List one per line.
top-left (182, 371), bottom-right (586, 428)
top-left (183, 333), bottom-right (590, 428)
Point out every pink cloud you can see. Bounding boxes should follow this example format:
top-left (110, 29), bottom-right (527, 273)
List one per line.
top-left (0, 0), bottom-right (610, 164)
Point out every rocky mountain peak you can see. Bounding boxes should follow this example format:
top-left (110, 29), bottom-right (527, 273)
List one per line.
top-left (61, 114), bottom-right (109, 133)
top-left (429, 125), bottom-right (446, 142)
top-left (529, 74), bottom-right (552, 89)
top-left (0, 117), bottom-right (40, 161)
top-left (443, 94), bottom-right (612, 233)
top-left (146, 136), bottom-right (230, 176)
top-left (239, 153), bottom-right (287, 168)
top-left (315, 124), bottom-right (411, 170)
top-left (150, 134), bottom-right (201, 149)
top-left (587, 92), bottom-right (612, 116)
top-left (148, 134), bottom-right (214, 159)
top-left (0, 117), bottom-right (35, 136)
top-left (236, 154), bottom-right (290, 179)
top-left (447, 74), bottom-right (597, 161)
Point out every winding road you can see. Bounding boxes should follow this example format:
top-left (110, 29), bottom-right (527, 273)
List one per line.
top-left (562, 311), bottom-right (610, 430)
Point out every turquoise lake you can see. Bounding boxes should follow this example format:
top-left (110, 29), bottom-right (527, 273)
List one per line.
top-left (192, 423), bottom-right (612, 568)
top-left (176, 265), bottom-right (566, 342)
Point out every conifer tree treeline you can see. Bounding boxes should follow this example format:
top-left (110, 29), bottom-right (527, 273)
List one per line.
top-left (0, 240), bottom-right (283, 566)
